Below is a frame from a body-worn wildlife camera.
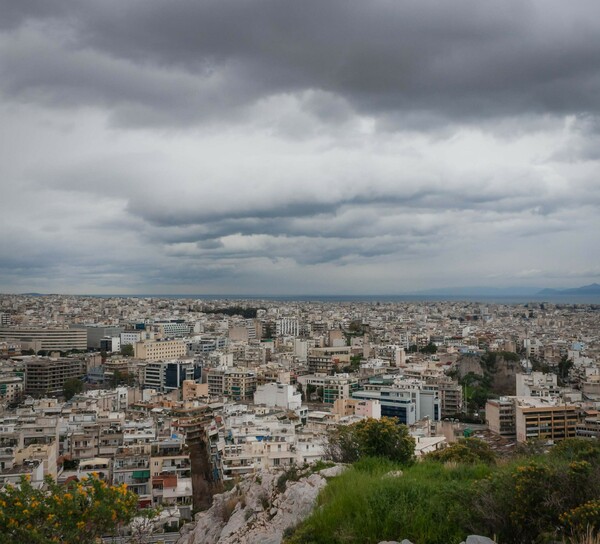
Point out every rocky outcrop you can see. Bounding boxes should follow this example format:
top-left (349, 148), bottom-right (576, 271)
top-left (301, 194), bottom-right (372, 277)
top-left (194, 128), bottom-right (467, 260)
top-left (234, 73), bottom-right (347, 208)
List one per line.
top-left (176, 464), bottom-right (346, 544)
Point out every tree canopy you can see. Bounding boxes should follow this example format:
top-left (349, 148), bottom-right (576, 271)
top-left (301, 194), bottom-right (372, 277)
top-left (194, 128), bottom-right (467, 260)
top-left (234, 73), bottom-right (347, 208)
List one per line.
top-left (326, 417), bottom-right (415, 465)
top-left (427, 437), bottom-right (496, 464)
top-left (120, 343), bottom-right (135, 357)
top-left (63, 377), bottom-right (84, 400)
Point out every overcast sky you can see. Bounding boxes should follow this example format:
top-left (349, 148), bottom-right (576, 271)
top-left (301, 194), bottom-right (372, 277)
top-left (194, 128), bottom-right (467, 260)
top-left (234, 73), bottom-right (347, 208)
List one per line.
top-left (1, 1), bottom-right (599, 295)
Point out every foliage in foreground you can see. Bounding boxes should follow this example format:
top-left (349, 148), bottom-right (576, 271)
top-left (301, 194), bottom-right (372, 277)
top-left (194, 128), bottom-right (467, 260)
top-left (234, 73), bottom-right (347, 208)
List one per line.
top-left (325, 417), bottom-right (415, 464)
top-left (0, 474), bottom-right (138, 544)
top-left (287, 457), bottom-right (491, 544)
top-left (287, 439), bottom-right (600, 544)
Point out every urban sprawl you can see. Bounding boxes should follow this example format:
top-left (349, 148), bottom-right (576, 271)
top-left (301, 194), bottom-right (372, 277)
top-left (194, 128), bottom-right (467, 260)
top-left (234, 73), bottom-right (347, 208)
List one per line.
top-left (1, 294), bottom-right (599, 530)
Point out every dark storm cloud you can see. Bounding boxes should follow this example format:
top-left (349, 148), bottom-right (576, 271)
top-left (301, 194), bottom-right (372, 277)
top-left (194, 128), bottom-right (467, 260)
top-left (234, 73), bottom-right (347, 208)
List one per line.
top-left (3, 0), bottom-right (600, 129)
top-left (2, 0), bottom-right (600, 293)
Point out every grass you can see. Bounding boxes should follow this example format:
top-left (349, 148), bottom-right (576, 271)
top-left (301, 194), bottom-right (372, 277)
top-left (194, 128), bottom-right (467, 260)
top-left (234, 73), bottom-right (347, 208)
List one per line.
top-left (286, 457), bottom-right (493, 544)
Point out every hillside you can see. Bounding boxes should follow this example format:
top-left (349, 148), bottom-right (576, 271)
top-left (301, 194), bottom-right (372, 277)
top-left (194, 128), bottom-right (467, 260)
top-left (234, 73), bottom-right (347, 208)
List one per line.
top-left (537, 283), bottom-right (600, 295)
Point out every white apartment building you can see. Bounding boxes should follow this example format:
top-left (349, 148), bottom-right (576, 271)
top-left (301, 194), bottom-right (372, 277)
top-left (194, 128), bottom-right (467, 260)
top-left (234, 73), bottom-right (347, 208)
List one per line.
top-left (254, 383), bottom-right (302, 411)
top-left (516, 372), bottom-right (560, 397)
top-left (276, 318), bottom-right (300, 337)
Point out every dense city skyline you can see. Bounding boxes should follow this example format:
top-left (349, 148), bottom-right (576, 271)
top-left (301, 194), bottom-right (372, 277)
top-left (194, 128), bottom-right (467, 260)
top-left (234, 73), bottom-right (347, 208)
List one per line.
top-left (1, 1), bottom-right (600, 294)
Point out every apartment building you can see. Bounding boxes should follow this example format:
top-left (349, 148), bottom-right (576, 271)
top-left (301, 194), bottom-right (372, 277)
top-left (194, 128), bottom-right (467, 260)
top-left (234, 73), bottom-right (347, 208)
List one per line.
top-left (487, 395), bottom-right (579, 443)
top-left (515, 397), bottom-right (578, 443)
top-left (332, 398), bottom-right (381, 419)
top-left (134, 339), bottom-right (187, 361)
top-left (223, 368), bottom-right (257, 401)
top-left (113, 447), bottom-right (152, 507)
top-left (0, 374), bottom-right (24, 405)
top-left (516, 372), bottom-right (560, 397)
top-left (276, 318), bottom-right (300, 337)
top-left (486, 398), bottom-right (517, 436)
top-left (254, 383), bottom-right (302, 410)
top-left (307, 347), bottom-right (351, 374)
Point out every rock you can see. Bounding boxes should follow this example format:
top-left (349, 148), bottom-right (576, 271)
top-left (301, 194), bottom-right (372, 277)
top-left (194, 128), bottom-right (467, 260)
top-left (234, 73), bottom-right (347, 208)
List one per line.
top-left (464, 536), bottom-right (496, 544)
top-left (382, 470), bottom-right (403, 478)
top-left (319, 465), bottom-right (347, 478)
top-left (178, 465), bottom-right (341, 544)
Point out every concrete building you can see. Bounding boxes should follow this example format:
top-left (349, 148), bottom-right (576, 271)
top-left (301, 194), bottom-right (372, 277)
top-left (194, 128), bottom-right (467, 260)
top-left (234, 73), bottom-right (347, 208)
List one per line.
top-left (486, 398), bottom-right (516, 436)
top-left (437, 379), bottom-right (463, 417)
top-left (72, 325), bottom-right (124, 350)
top-left (353, 386), bottom-right (440, 425)
top-left (254, 383), bottom-right (302, 410)
top-left (134, 339), bottom-right (187, 361)
top-left (24, 357), bottom-right (85, 396)
top-left (100, 336), bottom-right (121, 353)
top-left (0, 327), bottom-right (87, 352)
top-left (181, 380), bottom-right (209, 400)
top-left (143, 360), bottom-right (201, 393)
top-left (207, 367), bottom-right (226, 398)
top-left (516, 372), bottom-right (560, 397)
top-left (0, 375), bottom-right (24, 405)
top-left (515, 397), bottom-right (578, 443)
top-left (223, 368), bottom-right (257, 401)
top-left (307, 347), bottom-right (351, 374)
top-left (333, 398), bottom-right (381, 419)
top-left (488, 395), bottom-right (579, 443)
top-left (297, 373), bottom-right (360, 404)
top-left (153, 320), bottom-right (191, 338)
top-left (276, 318), bottom-right (300, 337)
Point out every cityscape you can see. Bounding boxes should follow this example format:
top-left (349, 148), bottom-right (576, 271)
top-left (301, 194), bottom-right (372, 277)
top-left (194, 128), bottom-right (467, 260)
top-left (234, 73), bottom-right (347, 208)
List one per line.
top-left (2, 0), bottom-right (600, 543)
top-left (0, 293), bottom-right (599, 542)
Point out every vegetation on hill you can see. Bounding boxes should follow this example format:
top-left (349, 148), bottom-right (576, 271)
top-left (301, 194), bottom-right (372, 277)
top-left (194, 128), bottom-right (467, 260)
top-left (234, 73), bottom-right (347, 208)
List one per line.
top-left (325, 417), bottom-right (415, 465)
top-left (0, 474), bottom-right (138, 543)
top-left (286, 437), bottom-right (600, 544)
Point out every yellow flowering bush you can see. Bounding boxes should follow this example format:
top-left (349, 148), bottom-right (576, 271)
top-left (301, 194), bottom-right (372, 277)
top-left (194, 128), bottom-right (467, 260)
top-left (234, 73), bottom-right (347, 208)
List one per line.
top-left (561, 499), bottom-right (600, 534)
top-left (0, 474), bottom-right (138, 544)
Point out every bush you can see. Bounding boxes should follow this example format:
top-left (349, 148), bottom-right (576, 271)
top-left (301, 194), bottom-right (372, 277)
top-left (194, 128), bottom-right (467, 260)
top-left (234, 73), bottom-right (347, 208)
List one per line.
top-left (217, 497), bottom-right (239, 523)
top-left (426, 438), bottom-right (496, 465)
top-left (0, 474), bottom-right (138, 543)
top-left (325, 417), bottom-right (415, 465)
top-left (277, 465), bottom-right (301, 493)
top-left (467, 457), bottom-right (600, 543)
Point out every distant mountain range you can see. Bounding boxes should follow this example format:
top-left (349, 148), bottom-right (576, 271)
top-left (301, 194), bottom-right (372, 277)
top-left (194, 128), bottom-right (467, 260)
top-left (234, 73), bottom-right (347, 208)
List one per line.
top-left (413, 283), bottom-right (600, 296)
top-left (536, 283), bottom-right (600, 295)
top-left (413, 286), bottom-right (539, 296)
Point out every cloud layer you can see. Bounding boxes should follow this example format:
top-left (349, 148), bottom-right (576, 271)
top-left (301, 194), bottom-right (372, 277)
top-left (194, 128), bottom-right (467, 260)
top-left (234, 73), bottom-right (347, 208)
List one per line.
top-left (1, 0), bottom-right (599, 294)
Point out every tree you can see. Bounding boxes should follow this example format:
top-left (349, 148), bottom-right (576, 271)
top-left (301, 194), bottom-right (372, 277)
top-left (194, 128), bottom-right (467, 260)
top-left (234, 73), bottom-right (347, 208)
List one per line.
top-left (420, 342), bottom-right (438, 354)
top-left (427, 437), bottom-right (496, 464)
top-left (326, 417), bottom-right (415, 465)
top-left (557, 355), bottom-right (574, 385)
top-left (63, 378), bottom-right (84, 400)
top-left (120, 343), bottom-right (135, 357)
top-left (0, 474), bottom-right (138, 543)
top-left (109, 370), bottom-right (136, 388)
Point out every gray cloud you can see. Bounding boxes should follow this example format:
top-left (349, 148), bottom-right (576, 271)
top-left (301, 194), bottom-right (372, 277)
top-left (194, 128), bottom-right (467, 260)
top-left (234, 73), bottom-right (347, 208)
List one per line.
top-left (1, 1), bottom-right (599, 293)
top-left (3, 1), bottom-right (600, 131)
